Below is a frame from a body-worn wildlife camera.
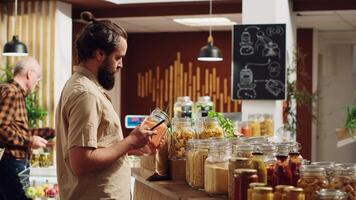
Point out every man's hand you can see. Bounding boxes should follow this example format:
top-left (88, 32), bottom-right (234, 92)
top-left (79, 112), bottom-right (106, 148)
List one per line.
top-left (30, 136), bottom-right (48, 149)
top-left (127, 125), bottom-right (156, 150)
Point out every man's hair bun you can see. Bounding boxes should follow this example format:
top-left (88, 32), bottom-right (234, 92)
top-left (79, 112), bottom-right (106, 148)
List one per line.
top-left (80, 11), bottom-right (95, 23)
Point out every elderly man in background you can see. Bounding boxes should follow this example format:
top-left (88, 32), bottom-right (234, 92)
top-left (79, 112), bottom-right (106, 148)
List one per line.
top-left (0, 57), bottom-right (55, 200)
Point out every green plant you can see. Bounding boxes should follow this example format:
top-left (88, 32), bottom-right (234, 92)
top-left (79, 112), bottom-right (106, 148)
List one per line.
top-left (345, 94), bottom-right (356, 137)
top-left (208, 111), bottom-right (235, 138)
top-left (281, 50), bottom-right (318, 137)
top-left (0, 64), bottom-right (47, 128)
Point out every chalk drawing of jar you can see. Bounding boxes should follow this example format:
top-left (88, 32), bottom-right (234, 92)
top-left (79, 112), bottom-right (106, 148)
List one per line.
top-left (239, 31), bottom-right (254, 55)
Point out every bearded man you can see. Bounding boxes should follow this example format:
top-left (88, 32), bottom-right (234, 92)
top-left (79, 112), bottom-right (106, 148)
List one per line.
top-left (55, 12), bottom-right (157, 200)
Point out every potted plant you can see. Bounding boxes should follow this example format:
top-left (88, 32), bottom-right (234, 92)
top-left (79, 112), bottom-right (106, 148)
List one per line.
top-left (336, 96), bottom-right (356, 145)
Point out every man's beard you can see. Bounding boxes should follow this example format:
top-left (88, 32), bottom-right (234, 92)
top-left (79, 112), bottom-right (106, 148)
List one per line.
top-left (98, 59), bottom-right (116, 90)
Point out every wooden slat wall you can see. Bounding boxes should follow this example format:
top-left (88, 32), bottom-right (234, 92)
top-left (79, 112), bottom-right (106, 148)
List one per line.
top-left (0, 1), bottom-right (57, 127)
top-left (137, 52), bottom-right (240, 117)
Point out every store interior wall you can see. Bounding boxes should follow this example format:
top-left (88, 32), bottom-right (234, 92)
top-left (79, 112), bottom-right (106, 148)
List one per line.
top-left (317, 32), bottom-right (356, 162)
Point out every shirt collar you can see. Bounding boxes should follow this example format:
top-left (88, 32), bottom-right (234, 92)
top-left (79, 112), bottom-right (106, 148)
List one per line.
top-left (74, 66), bottom-right (112, 102)
top-left (9, 80), bottom-right (27, 97)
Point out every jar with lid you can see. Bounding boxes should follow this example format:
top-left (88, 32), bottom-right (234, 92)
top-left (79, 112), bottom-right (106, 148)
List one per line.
top-left (186, 139), bottom-right (210, 189)
top-left (228, 157), bottom-right (253, 200)
top-left (261, 144), bottom-right (276, 187)
top-left (240, 121), bottom-right (252, 137)
top-left (141, 107), bottom-right (169, 149)
top-left (330, 166), bottom-right (356, 199)
top-left (248, 183), bottom-right (266, 200)
top-left (195, 96), bottom-right (214, 118)
top-left (260, 114), bottom-right (274, 136)
top-left (274, 185), bottom-right (294, 200)
top-left (311, 162), bottom-right (335, 182)
top-left (169, 117), bottom-right (195, 159)
top-left (274, 144), bottom-right (293, 186)
top-left (233, 144), bottom-right (253, 159)
top-left (251, 147), bottom-right (267, 184)
top-left (234, 169), bottom-right (258, 200)
top-left (248, 114), bottom-right (261, 137)
top-left (317, 189), bottom-right (347, 200)
top-left (283, 187), bottom-right (305, 200)
top-left (204, 139), bottom-right (231, 194)
top-left (297, 166), bottom-right (329, 200)
top-left (251, 186), bottom-right (274, 200)
top-left (289, 142), bottom-right (303, 187)
top-left (174, 96), bottom-right (194, 118)
top-left (197, 117), bottom-right (224, 139)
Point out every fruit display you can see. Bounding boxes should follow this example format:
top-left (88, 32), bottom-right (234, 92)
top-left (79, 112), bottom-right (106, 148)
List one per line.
top-left (25, 182), bottom-right (59, 200)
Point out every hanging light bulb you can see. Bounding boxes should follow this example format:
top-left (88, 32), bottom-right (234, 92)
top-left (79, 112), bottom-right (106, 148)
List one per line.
top-left (2, 0), bottom-right (28, 56)
top-left (197, 0), bottom-right (223, 62)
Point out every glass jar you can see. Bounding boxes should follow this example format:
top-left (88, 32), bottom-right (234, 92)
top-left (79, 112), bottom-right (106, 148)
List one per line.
top-left (240, 122), bottom-right (252, 137)
top-left (186, 139), bottom-right (210, 189)
top-left (317, 189), bottom-right (347, 200)
top-left (174, 96), bottom-right (194, 118)
top-left (228, 157), bottom-right (253, 200)
top-left (289, 143), bottom-right (303, 187)
top-left (169, 117), bottom-right (195, 159)
top-left (284, 187), bottom-right (305, 200)
top-left (251, 149), bottom-right (267, 184)
top-left (234, 169), bottom-right (258, 200)
top-left (330, 166), bottom-right (356, 199)
top-left (234, 144), bottom-right (253, 159)
top-left (260, 114), bottom-right (274, 136)
top-left (248, 114), bottom-right (261, 137)
top-left (311, 162), bottom-right (335, 182)
top-left (197, 117), bottom-right (224, 139)
top-left (274, 185), bottom-right (294, 200)
top-left (261, 144), bottom-right (276, 187)
top-left (141, 107), bottom-right (169, 149)
top-left (251, 187), bottom-right (274, 200)
top-left (274, 145), bottom-right (293, 186)
top-left (248, 183), bottom-right (266, 200)
top-left (204, 139), bottom-right (231, 194)
top-left (297, 166), bottom-right (329, 200)
top-left (195, 96), bottom-right (214, 118)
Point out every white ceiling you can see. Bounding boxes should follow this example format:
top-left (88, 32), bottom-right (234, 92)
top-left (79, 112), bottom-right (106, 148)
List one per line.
top-left (107, 10), bottom-right (356, 33)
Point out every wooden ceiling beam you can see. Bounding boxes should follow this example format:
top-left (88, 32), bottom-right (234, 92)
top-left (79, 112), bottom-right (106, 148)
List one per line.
top-left (293, 0), bottom-right (356, 11)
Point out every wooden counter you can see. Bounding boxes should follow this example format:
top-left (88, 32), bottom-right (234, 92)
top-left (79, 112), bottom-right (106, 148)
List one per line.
top-left (132, 168), bottom-right (227, 200)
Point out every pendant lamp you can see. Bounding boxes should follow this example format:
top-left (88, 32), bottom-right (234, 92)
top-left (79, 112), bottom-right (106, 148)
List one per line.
top-left (197, 0), bottom-right (223, 62)
top-left (2, 0), bottom-right (28, 56)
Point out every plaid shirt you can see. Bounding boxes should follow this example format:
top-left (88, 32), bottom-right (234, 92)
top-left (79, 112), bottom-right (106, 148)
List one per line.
top-left (0, 80), bottom-right (55, 159)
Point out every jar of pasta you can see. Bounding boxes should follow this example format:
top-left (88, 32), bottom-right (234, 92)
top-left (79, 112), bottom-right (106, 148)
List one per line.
top-left (297, 166), bottom-right (329, 200)
top-left (169, 117), bottom-right (195, 159)
top-left (197, 117), bottom-right (224, 139)
top-left (186, 139), bottom-right (210, 189)
top-left (204, 139), bottom-right (231, 194)
top-left (329, 166), bottom-right (356, 199)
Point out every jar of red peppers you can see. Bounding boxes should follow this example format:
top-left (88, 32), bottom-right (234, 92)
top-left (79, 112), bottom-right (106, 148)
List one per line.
top-left (289, 143), bottom-right (303, 187)
top-left (234, 169), bottom-right (258, 200)
top-left (274, 144), bottom-right (293, 186)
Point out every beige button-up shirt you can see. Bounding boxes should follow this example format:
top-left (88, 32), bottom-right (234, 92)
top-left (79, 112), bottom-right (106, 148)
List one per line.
top-left (55, 66), bottom-right (130, 200)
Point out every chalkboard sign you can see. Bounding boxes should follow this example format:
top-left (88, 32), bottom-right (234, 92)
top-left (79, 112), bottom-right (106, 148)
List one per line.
top-left (232, 24), bottom-right (286, 100)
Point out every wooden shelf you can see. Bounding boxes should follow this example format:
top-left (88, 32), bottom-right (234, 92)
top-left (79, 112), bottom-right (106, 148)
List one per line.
top-left (132, 168), bottom-right (227, 200)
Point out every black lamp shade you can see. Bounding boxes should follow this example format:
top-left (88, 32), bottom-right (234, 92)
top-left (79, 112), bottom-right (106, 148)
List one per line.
top-left (197, 42), bottom-right (223, 61)
top-left (3, 35), bottom-right (28, 56)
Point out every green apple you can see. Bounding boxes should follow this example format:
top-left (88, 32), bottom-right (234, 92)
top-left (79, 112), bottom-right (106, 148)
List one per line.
top-left (25, 186), bottom-right (37, 198)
